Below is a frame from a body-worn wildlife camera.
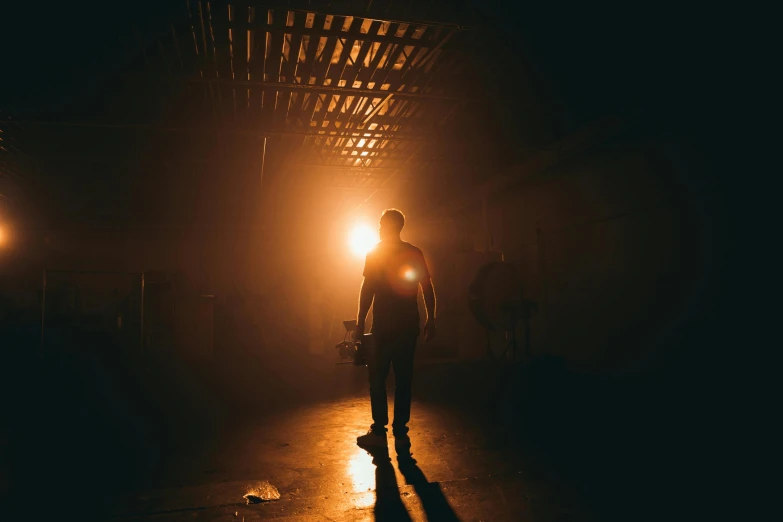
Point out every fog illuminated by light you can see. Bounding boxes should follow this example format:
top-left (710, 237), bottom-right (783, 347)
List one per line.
top-left (349, 224), bottom-right (378, 258)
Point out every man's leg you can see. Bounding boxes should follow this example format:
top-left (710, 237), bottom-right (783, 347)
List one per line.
top-left (391, 331), bottom-right (418, 436)
top-left (368, 334), bottom-right (392, 433)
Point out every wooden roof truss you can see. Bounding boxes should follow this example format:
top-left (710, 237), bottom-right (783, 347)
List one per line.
top-left (174, 0), bottom-right (479, 189)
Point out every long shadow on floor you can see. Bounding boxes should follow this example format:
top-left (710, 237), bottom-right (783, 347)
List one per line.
top-left (368, 438), bottom-right (460, 522)
top-left (372, 448), bottom-right (412, 522)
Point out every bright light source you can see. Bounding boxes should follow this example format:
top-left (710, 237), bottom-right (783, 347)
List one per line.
top-left (349, 223), bottom-right (378, 258)
top-left (0, 226), bottom-right (5, 247)
top-left (403, 268), bottom-right (416, 281)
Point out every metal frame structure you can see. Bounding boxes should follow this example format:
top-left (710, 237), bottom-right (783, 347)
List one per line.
top-left (163, 0), bottom-right (486, 191)
top-left (4, 1), bottom-right (508, 209)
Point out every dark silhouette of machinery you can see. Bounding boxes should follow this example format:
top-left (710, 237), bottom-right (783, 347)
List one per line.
top-left (468, 262), bottom-right (537, 361)
top-left (335, 319), bottom-right (370, 365)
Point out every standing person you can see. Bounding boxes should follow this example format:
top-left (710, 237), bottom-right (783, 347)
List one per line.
top-left (355, 209), bottom-right (436, 448)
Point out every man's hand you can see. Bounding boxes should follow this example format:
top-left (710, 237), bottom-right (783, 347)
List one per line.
top-left (354, 321), bottom-right (365, 342)
top-left (424, 319), bottom-right (436, 342)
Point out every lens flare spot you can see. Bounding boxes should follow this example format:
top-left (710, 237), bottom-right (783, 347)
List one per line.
top-left (398, 265), bottom-right (417, 281)
top-left (349, 224), bottom-right (378, 258)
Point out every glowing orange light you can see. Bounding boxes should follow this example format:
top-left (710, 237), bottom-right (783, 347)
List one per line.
top-left (397, 264), bottom-right (417, 281)
top-left (0, 226), bottom-right (6, 247)
top-left (349, 224), bottom-right (378, 258)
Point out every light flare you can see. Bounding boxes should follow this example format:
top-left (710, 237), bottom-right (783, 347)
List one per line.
top-left (349, 223), bottom-right (378, 258)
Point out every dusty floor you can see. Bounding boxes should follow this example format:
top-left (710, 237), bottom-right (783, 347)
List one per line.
top-left (2, 343), bottom-right (712, 521)
top-left (109, 391), bottom-right (588, 521)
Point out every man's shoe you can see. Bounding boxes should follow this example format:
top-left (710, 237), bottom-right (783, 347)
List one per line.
top-left (357, 430), bottom-right (387, 448)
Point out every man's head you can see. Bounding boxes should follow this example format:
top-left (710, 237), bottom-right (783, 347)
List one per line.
top-left (379, 208), bottom-right (405, 241)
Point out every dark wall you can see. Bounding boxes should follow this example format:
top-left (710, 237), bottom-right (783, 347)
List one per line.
top-left (413, 126), bottom-right (720, 375)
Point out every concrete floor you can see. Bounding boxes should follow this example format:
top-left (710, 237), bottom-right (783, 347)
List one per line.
top-left (108, 392), bottom-right (589, 521)
top-left (2, 343), bottom-right (711, 521)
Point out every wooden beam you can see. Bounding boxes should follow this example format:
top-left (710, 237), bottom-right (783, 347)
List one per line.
top-left (230, 3), bottom-right (250, 119)
top-left (189, 78), bottom-right (479, 101)
top-left (209, 2), bottom-right (233, 122)
top-left (16, 120), bottom-right (434, 141)
top-left (205, 0), bottom-right (472, 30)
top-left (223, 20), bottom-right (464, 46)
top-left (247, 4), bottom-right (267, 124)
top-left (362, 93), bottom-right (394, 125)
top-left (262, 10), bottom-right (286, 131)
top-left (291, 163), bottom-right (410, 171)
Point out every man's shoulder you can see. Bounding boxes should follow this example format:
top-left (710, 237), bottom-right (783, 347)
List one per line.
top-left (366, 240), bottom-right (384, 255)
top-left (401, 241), bottom-right (424, 255)
top-left (373, 240), bottom-right (425, 260)
top-left (402, 241), bottom-right (421, 253)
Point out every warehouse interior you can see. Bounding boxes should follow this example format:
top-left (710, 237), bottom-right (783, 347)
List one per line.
top-left (0, 1), bottom-right (738, 520)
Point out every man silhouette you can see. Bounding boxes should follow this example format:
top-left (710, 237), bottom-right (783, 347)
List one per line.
top-left (355, 209), bottom-right (436, 448)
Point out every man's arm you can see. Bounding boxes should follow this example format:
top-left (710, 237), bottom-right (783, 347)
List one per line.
top-left (355, 277), bottom-right (374, 338)
top-left (421, 276), bottom-right (437, 341)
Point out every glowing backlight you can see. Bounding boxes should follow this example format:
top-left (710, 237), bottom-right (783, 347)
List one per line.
top-left (349, 224), bottom-right (378, 258)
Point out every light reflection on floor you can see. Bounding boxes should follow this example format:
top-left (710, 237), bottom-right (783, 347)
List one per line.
top-left (347, 446), bottom-right (376, 508)
top-left (108, 394), bottom-right (569, 521)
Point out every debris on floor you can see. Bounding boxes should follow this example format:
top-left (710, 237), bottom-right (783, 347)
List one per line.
top-left (243, 481), bottom-right (281, 504)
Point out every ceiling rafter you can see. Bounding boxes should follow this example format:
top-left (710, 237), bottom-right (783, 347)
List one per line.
top-left (121, 1), bottom-right (494, 191)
